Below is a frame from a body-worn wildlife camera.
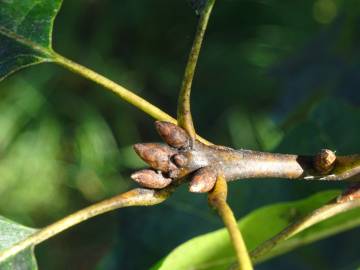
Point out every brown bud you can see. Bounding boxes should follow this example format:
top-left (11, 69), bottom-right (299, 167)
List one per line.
top-left (189, 167), bottom-right (217, 193)
top-left (155, 121), bottom-right (190, 149)
top-left (314, 149), bottom-right (336, 174)
top-left (131, 169), bottom-right (172, 189)
top-left (172, 154), bottom-right (188, 167)
top-left (133, 143), bottom-right (177, 172)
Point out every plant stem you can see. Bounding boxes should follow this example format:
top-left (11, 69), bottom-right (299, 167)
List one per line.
top-left (208, 175), bottom-right (253, 270)
top-left (53, 53), bottom-right (176, 123)
top-left (178, 140), bottom-right (360, 182)
top-left (250, 189), bottom-right (360, 262)
top-left (51, 52), bottom-right (211, 145)
top-left (177, 0), bottom-right (216, 139)
top-left (0, 188), bottom-right (172, 262)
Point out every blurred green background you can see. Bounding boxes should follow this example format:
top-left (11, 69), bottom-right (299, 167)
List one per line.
top-left (1, 0), bottom-right (360, 269)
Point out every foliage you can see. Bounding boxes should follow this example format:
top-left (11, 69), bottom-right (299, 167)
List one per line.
top-left (0, 217), bottom-right (37, 270)
top-left (152, 190), bottom-right (360, 270)
top-left (0, 0), bottom-right (61, 80)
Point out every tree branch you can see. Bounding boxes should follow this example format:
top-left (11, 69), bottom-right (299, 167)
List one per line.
top-left (130, 121), bottom-right (360, 267)
top-left (0, 187), bottom-right (172, 262)
top-left (132, 122), bottom-right (360, 192)
top-left (177, 0), bottom-right (216, 139)
top-left (208, 175), bottom-right (253, 270)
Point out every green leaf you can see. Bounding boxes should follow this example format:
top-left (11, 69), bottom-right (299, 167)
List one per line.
top-left (0, 216), bottom-right (38, 270)
top-left (0, 0), bottom-right (62, 81)
top-left (152, 190), bottom-right (360, 270)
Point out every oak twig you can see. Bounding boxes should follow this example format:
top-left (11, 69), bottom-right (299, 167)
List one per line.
top-left (177, 0), bottom-right (216, 139)
top-left (131, 122), bottom-right (360, 266)
top-left (0, 187), bottom-right (172, 262)
top-left (132, 122), bottom-right (360, 192)
top-left (208, 175), bottom-right (253, 270)
top-left (250, 183), bottom-right (360, 262)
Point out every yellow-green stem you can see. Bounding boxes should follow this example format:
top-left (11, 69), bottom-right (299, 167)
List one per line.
top-left (208, 175), bottom-right (253, 270)
top-left (53, 53), bottom-right (176, 123)
top-left (52, 52), bottom-right (210, 145)
top-left (0, 188), bottom-right (171, 262)
top-left (177, 0), bottom-right (216, 138)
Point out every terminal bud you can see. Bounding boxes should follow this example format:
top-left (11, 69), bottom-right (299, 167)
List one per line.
top-left (133, 143), bottom-right (177, 172)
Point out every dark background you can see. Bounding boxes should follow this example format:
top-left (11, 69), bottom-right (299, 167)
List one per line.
top-left (0, 0), bottom-right (360, 269)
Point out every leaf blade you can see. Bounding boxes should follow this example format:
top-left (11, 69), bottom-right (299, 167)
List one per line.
top-left (152, 190), bottom-right (360, 270)
top-left (0, 216), bottom-right (38, 270)
top-left (0, 0), bottom-right (63, 81)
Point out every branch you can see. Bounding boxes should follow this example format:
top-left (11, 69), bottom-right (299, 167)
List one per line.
top-left (0, 187), bottom-right (172, 262)
top-left (208, 175), bottom-right (253, 270)
top-left (131, 121), bottom-right (360, 192)
top-left (177, 0), bottom-right (216, 138)
top-left (130, 122), bottom-right (360, 266)
top-left (250, 183), bottom-right (360, 262)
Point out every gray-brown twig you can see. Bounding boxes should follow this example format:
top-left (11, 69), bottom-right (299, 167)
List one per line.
top-left (132, 121), bottom-right (360, 193)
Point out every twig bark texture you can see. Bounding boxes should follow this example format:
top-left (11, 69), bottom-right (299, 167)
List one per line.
top-left (132, 121), bottom-right (360, 193)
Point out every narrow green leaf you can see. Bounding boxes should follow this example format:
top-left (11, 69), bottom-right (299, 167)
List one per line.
top-left (0, 216), bottom-right (38, 270)
top-left (0, 0), bottom-right (62, 81)
top-left (152, 190), bottom-right (360, 270)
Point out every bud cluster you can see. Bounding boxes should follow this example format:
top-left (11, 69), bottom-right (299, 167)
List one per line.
top-left (131, 121), bottom-right (217, 192)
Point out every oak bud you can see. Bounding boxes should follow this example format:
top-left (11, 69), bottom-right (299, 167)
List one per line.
top-left (155, 121), bottom-right (190, 149)
top-left (133, 143), bottom-right (177, 172)
top-left (131, 169), bottom-right (172, 189)
top-left (314, 149), bottom-right (336, 174)
top-left (189, 167), bottom-right (217, 193)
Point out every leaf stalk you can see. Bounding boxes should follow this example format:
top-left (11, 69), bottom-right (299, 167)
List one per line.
top-left (208, 175), bottom-right (253, 270)
top-left (177, 0), bottom-right (216, 138)
top-left (0, 188), bottom-right (172, 262)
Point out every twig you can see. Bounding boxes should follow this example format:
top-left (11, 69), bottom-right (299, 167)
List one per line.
top-left (177, 0), bottom-right (216, 139)
top-left (250, 184), bottom-right (360, 262)
top-left (133, 122), bottom-right (360, 192)
top-left (208, 175), bottom-right (253, 270)
top-left (0, 187), bottom-right (172, 262)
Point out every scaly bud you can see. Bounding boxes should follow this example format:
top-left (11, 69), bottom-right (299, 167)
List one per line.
top-left (172, 153), bottom-right (188, 167)
top-left (155, 121), bottom-right (190, 149)
top-left (133, 143), bottom-right (177, 172)
top-left (314, 149), bottom-right (336, 174)
top-left (131, 169), bottom-right (172, 189)
top-left (189, 167), bottom-right (217, 193)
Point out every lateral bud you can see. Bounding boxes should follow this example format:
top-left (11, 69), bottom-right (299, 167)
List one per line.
top-left (155, 121), bottom-right (191, 149)
top-left (131, 169), bottom-right (172, 189)
top-left (172, 154), bottom-right (188, 167)
top-left (314, 149), bottom-right (336, 174)
top-left (189, 167), bottom-right (217, 193)
top-left (133, 143), bottom-right (177, 172)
